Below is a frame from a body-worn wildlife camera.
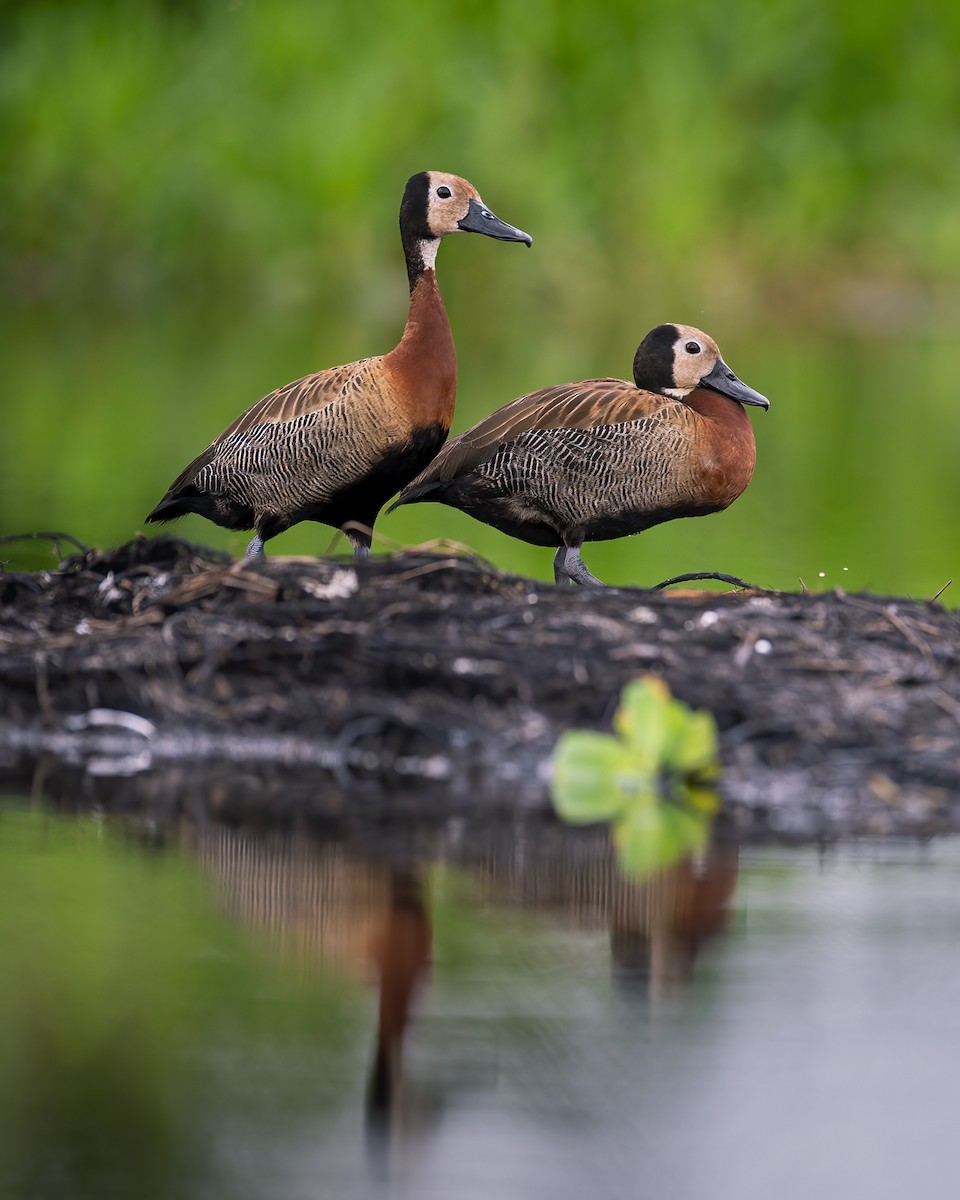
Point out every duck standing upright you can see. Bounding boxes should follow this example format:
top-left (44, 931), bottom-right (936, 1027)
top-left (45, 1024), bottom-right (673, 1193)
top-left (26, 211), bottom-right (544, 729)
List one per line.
top-left (391, 324), bottom-right (768, 585)
top-left (145, 172), bottom-right (531, 557)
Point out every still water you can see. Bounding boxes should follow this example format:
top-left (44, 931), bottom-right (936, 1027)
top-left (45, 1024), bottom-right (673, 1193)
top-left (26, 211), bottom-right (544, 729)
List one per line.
top-left (1, 792), bottom-right (957, 1200)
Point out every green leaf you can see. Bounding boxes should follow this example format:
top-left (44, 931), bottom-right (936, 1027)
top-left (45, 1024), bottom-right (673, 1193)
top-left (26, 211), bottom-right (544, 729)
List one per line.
top-left (550, 732), bottom-right (633, 824)
top-left (612, 802), bottom-right (673, 877)
top-left (551, 676), bottom-right (721, 851)
top-left (613, 798), bottom-right (712, 879)
top-left (612, 676), bottom-right (671, 771)
top-left (666, 709), bottom-right (719, 774)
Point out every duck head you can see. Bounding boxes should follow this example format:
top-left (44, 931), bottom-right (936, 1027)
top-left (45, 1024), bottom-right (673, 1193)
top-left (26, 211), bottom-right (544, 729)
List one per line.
top-left (401, 171), bottom-right (532, 245)
top-left (632, 323), bottom-right (769, 409)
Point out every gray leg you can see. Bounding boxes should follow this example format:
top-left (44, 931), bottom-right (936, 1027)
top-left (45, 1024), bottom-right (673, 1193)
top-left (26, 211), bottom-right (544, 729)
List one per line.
top-left (554, 544), bottom-right (604, 587)
top-left (345, 532), bottom-right (372, 560)
top-left (553, 547), bottom-right (574, 586)
top-left (343, 523), bottom-right (373, 560)
top-left (245, 534), bottom-right (265, 557)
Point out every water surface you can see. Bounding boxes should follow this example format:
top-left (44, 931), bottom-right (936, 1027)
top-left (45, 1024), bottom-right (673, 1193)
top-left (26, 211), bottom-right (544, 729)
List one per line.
top-left (1, 793), bottom-right (956, 1199)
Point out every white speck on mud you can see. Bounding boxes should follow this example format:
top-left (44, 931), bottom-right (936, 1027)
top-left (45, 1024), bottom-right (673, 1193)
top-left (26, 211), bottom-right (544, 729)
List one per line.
top-left (300, 570), bottom-right (358, 600)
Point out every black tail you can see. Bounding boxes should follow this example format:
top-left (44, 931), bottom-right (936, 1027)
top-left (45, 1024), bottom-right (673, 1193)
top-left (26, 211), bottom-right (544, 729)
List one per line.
top-left (146, 487), bottom-right (255, 530)
top-left (144, 496), bottom-right (189, 524)
top-left (387, 482), bottom-right (444, 513)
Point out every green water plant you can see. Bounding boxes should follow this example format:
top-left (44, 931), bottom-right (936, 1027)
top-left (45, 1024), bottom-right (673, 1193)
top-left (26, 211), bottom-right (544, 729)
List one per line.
top-left (551, 676), bottom-right (720, 877)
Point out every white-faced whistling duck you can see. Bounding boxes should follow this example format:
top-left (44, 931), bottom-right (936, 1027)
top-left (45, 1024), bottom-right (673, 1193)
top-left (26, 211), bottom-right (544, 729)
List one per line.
top-left (390, 323), bottom-right (768, 585)
top-left (145, 172), bottom-right (531, 558)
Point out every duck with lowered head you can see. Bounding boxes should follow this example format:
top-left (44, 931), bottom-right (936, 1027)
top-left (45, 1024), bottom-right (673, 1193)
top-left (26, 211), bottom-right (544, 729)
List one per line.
top-left (391, 323), bottom-right (768, 585)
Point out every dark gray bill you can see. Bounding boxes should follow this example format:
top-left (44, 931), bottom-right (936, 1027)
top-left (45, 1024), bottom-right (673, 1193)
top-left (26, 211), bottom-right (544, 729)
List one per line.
top-left (700, 357), bottom-right (769, 409)
top-left (457, 198), bottom-right (532, 245)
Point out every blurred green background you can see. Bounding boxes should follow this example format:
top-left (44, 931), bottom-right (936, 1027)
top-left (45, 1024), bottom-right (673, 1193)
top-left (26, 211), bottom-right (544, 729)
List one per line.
top-left (1, 0), bottom-right (958, 594)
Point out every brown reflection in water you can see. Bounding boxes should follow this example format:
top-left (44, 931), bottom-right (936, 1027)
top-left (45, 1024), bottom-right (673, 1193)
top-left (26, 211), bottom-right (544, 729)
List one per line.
top-left (469, 835), bottom-right (739, 1002)
top-left (182, 827), bottom-right (433, 1133)
top-left (184, 829), bottom-right (409, 979)
top-left (179, 823), bottom-right (737, 1140)
top-left (365, 871), bottom-right (431, 1116)
top-left (607, 854), bottom-right (739, 1000)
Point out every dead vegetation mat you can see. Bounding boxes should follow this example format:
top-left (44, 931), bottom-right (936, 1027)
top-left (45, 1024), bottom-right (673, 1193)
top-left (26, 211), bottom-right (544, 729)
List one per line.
top-left (1, 536), bottom-right (959, 840)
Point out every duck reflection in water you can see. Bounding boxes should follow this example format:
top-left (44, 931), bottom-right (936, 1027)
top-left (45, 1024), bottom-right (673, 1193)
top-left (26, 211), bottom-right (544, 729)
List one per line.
top-left (186, 826), bottom-right (434, 1143)
top-left (467, 832), bottom-right (739, 1005)
top-left (187, 821), bottom-right (738, 1169)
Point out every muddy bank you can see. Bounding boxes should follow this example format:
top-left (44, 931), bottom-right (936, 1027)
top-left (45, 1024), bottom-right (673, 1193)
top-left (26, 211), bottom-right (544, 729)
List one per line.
top-left (1, 536), bottom-right (958, 839)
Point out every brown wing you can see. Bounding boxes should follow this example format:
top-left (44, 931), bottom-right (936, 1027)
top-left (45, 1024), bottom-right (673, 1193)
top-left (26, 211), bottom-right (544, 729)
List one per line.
top-left (212, 358), bottom-right (378, 443)
top-left (151, 352), bottom-right (398, 513)
top-left (407, 378), bottom-right (656, 488)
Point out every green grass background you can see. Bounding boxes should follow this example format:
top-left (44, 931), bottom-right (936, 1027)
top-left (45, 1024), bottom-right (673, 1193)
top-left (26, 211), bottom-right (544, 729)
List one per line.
top-left (2, 0), bottom-right (958, 595)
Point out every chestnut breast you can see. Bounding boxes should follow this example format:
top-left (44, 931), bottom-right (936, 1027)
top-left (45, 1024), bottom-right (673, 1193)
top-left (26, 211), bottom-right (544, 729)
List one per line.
top-left (685, 386), bottom-right (757, 511)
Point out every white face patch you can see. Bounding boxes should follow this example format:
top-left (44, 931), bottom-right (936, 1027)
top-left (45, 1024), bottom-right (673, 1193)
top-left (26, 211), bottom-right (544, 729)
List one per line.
top-left (424, 172), bottom-right (477, 237)
top-left (418, 237), bottom-right (440, 271)
top-left (670, 325), bottom-right (721, 392)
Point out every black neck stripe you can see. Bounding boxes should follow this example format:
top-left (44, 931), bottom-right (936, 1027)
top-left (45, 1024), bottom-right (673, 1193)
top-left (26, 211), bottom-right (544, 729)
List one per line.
top-left (400, 172), bottom-right (433, 290)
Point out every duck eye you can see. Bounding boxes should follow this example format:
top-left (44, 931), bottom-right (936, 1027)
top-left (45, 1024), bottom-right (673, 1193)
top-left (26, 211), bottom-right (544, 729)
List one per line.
top-left (685, 341), bottom-right (702, 354)
top-left (436, 185), bottom-right (452, 199)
